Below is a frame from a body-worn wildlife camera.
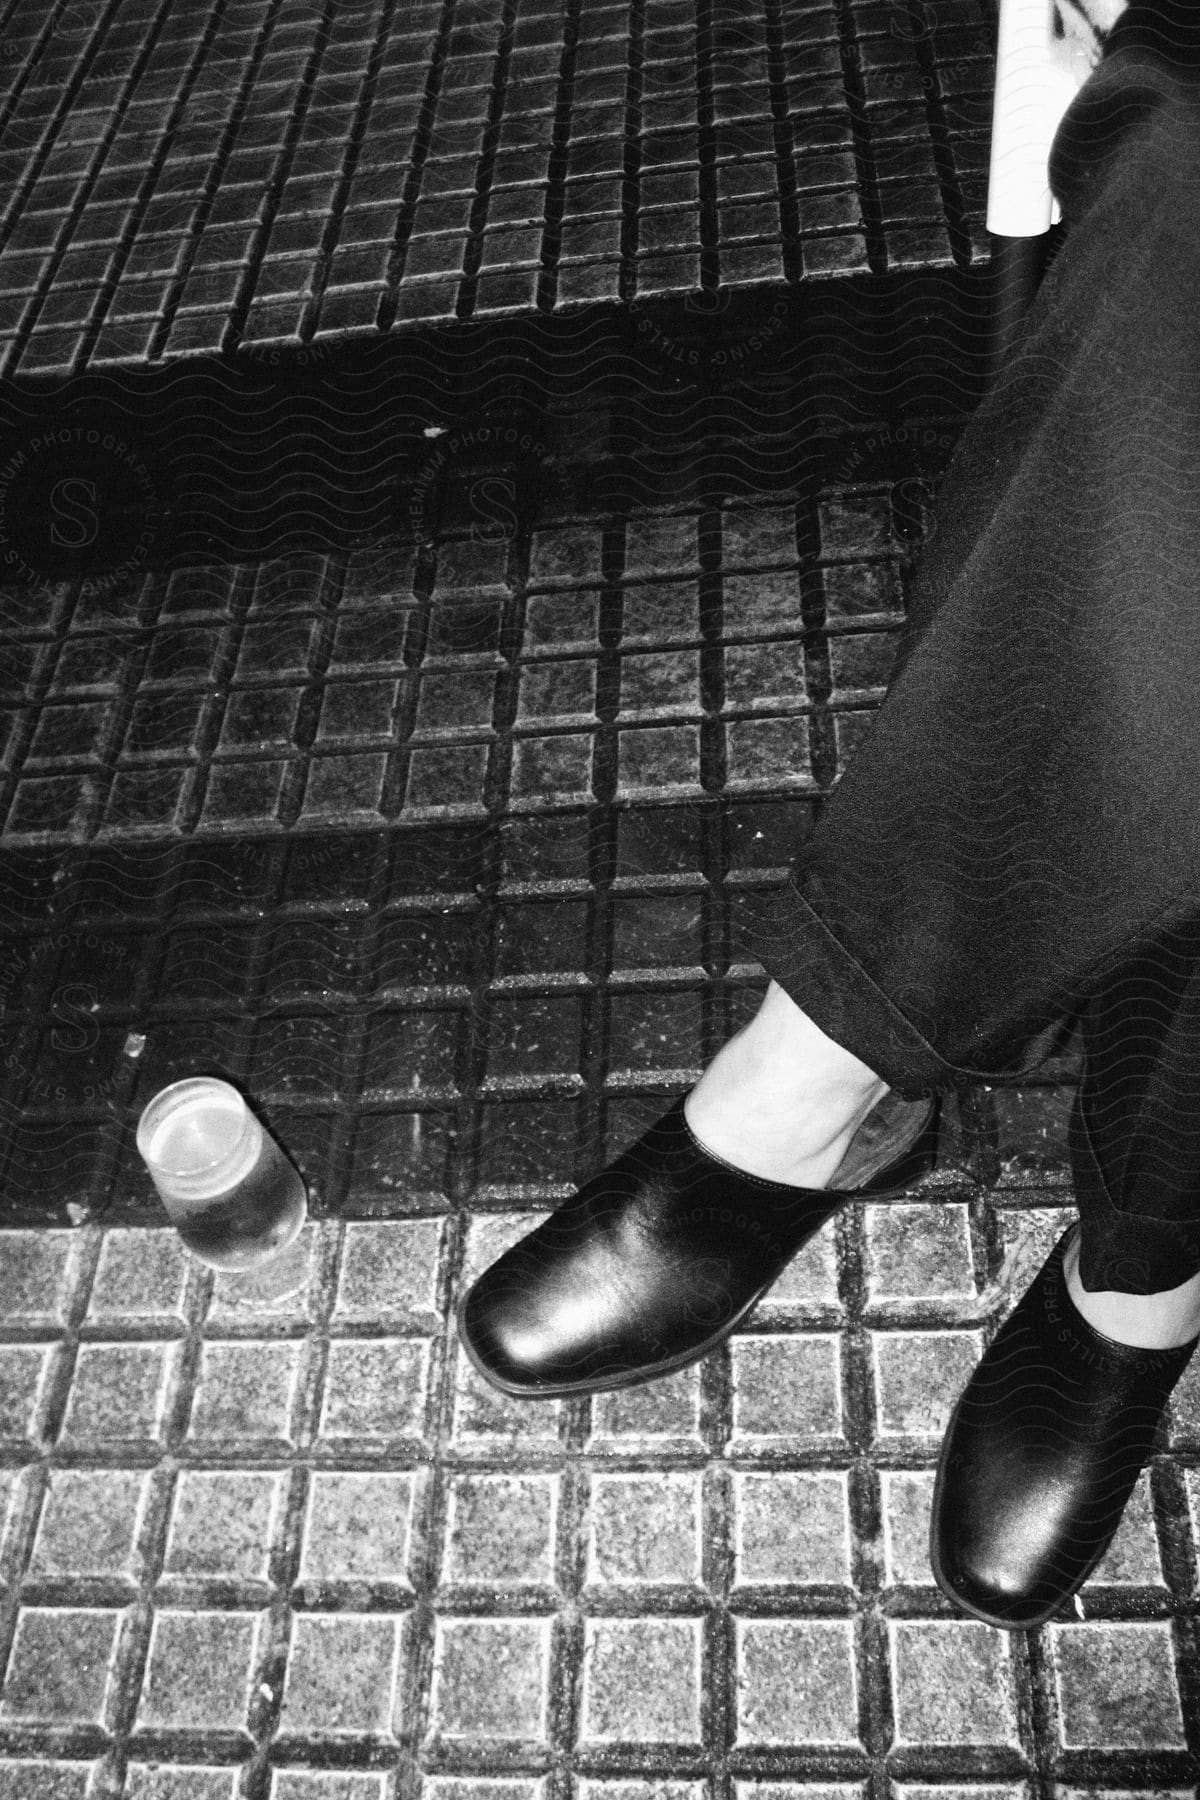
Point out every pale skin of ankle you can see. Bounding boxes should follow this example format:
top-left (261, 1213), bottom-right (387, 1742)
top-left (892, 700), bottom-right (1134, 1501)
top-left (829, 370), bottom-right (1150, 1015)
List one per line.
top-left (687, 985), bottom-right (1200, 1342)
top-left (1064, 1225), bottom-right (1200, 1350)
top-left (683, 980), bottom-right (1200, 1341)
top-left (683, 979), bottom-right (889, 1187)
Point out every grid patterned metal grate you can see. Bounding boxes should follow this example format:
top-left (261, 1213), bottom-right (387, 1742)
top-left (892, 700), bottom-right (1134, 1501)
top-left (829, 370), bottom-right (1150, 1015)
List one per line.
top-left (0, 0), bottom-right (995, 379)
top-left (2, 477), bottom-right (1015, 1229)
top-left (5, 1), bottom-right (1195, 1789)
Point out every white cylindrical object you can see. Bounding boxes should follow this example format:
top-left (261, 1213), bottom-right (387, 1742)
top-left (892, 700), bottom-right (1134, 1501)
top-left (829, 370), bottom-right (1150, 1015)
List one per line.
top-left (137, 1077), bottom-right (307, 1271)
top-left (987, 0), bottom-right (1077, 236)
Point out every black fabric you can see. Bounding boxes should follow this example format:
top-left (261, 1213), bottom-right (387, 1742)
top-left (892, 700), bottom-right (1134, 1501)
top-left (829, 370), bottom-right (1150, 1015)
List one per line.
top-left (748, 16), bottom-right (1200, 1292)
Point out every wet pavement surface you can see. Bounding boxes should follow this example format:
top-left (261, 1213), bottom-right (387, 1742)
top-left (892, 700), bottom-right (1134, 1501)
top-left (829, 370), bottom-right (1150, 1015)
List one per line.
top-left (2, 0), bottom-right (1199, 1794)
top-left (0, 0), bottom-right (990, 377)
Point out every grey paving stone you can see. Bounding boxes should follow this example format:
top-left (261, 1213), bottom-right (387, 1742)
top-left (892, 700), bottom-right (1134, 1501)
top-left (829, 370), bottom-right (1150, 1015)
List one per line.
top-left (0, 1230), bottom-right (77, 1324)
top-left (760, 1222), bottom-right (841, 1311)
top-left (719, 504), bottom-right (796, 567)
top-left (162, 1470), bottom-right (283, 1583)
top-left (333, 1220), bottom-right (444, 1325)
top-left (206, 1225), bottom-right (320, 1321)
top-left (889, 1621), bottom-right (1021, 1747)
top-left (60, 1341), bottom-right (175, 1446)
top-left (277, 1614), bottom-right (402, 1738)
top-left (28, 1468), bottom-right (148, 1580)
top-left (0, 1345), bottom-right (55, 1447)
top-left (871, 1330), bottom-right (982, 1440)
top-left (516, 659), bottom-right (601, 730)
top-left (735, 1620), bottom-right (859, 1746)
top-left (586, 1472), bottom-right (702, 1588)
top-left (582, 1784), bottom-right (702, 1800)
top-left (880, 1472), bottom-right (938, 1589)
top-left (1053, 1789), bottom-right (1191, 1800)
top-left (729, 1335), bottom-right (843, 1442)
top-left (87, 1229), bottom-right (189, 1320)
top-left (124, 1770), bottom-right (239, 1799)
top-left (522, 592), bottom-right (603, 652)
top-left (588, 1367), bottom-right (704, 1448)
top-left (0, 1467), bottom-right (19, 1565)
top-left (319, 1339), bottom-right (431, 1443)
top-left (527, 527), bottom-right (605, 590)
top-left (187, 1341), bottom-right (303, 1446)
top-left (581, 1618), bottom-right (703, 1744)
top-left (0, 1762), bottom-right (98, 1799)
top-left (299, 1471), bottom-right (417, 1587)
top-left (1050, 1624), bottom-right (1188, 1748)
top-left (136, 1609), bottom-right (263, 1731)
top-left (450, 1347), bottom-right (564, 1448)
top-left (894, 1788), bottom-right (1027, 1800)
top-left (269, 1774), bottom-right (386, 1800)
top-left (994, 1204), bottom-right (1079, 1311)
top-left (1, 1607), bottom-right (122, 1725)
top-left (429, 1618), bottom-right (551, 1742)
top-left (1084, 1471), bottom-right (1166, 1591)
top-left (1168, 1352), bottom-right (1200, 1450)
top-left (619, 649), bottom-right (703, 721)
top-left (863, 1202), bottom-right (975, 1306)
top-left (733, 1472), bottom-right (851, 1588)
top-left (726, 716), bottom-right (815, 794)
top-left (618, 579), bottom-right (705, 644)
top-left (616, 723), bottom-right (702, 801)
top-left (734, 1786), bottom-right (863, 1800)
top-left (423, 1781), bottom-right (546, 1800)
top-left (723, 642), bottom-right (808, 713)
top-left (510, 733), bottom-right (596, 808)
top-left (442, 1474), bottom-right (556, 1588)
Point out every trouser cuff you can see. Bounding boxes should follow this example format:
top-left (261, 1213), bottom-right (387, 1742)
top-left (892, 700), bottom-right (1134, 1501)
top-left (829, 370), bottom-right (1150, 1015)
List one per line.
top-left (741, 881), bottom-right (953, 1099)
top-left (1070, 1096), bottom-right (1200, 1291)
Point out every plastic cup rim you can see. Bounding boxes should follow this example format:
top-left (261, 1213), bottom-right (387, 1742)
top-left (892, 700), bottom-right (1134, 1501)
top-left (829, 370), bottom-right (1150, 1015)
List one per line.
top-left (136, 1076), bottom-right (250, 1182)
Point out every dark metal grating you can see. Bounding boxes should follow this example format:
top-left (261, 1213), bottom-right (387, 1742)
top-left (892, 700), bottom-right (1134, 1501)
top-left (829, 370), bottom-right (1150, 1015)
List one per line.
top-left (4, 1), bottom-right (1195, 1793)
top-left (0, 0), bottom-right (995, 378)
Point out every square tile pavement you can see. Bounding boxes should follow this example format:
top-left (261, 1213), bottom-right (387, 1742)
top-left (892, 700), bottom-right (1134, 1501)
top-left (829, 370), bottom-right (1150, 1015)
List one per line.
top-left (2, 1196), bottom-right (1200, 1787)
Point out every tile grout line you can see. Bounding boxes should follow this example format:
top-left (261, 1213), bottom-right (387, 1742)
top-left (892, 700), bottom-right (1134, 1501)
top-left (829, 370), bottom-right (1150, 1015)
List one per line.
top-left (831, 0), bottom-right (888, 278)
top-left (237, 1216), bottom-right (341, 1798)
top-left (453, 0), bottom-right (519, 323)
top-left (375, 0), bottom-right (456, 333)
top-left (210, 0), bottom-right (340, 359)
top-left (901, 0), bottom-right (975, 270)
top-left (533, 0), bottom-right (583, 315)
top-left (173, 561), bottom-right (261, 838)
top-left (62, 0), bottom-right (235, 376)
top-left (0, 1229), bottom-right (103, 1759)
top-left (616, 0), bottom-right (645, 305)
top-left (297, 0), bottom-right (404, 342)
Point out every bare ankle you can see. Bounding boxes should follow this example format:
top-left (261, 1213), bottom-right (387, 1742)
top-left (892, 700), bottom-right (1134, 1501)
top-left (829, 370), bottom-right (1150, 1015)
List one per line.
top-left (1064, 1230), bottom-right (1200, 1351)
top-left (738, 981), bottom-right (886, 1093)
top-left (682, 983), bottom-right (890, 1186)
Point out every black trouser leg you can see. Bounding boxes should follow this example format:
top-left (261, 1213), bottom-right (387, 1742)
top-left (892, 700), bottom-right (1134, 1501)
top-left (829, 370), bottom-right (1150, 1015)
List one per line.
top-left (1072, 922), bottom-right (1200, 1292)
top-left (748, 3), bottom-right (1200, 1287)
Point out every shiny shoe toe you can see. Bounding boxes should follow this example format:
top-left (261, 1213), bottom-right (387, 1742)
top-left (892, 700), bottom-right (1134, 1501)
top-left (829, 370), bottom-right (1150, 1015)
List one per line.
top-left (930, 1224), bottom-right (1197, 1629)
top-left (458, 1089), bottom-right (936, 1398)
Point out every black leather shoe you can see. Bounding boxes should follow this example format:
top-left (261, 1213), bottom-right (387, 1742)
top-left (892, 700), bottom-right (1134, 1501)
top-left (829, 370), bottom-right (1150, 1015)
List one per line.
top-left (930, 1224), bottom-right (1197, 1629)
top-left (457, 1089), bottom-right (937, 1398)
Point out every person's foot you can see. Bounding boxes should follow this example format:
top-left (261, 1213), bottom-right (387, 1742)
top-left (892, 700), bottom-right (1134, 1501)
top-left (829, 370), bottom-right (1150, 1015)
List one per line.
top-left (683, 979), bottom-right (889, 1188)
top-left (930, 1224), bottom-right (1199, 1629)
top-left (1064, 1229), bottom-right (1200, 1349)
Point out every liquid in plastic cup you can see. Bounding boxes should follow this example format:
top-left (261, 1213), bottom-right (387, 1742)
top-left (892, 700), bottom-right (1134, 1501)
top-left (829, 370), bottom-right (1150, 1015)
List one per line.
top-left (136, 1077), bottom-right (307, 1272)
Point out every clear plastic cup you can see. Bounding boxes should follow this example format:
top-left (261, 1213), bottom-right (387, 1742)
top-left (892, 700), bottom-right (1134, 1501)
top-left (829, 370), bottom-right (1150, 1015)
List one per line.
top-left (136, 1077), bottom-right (307, 1271)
